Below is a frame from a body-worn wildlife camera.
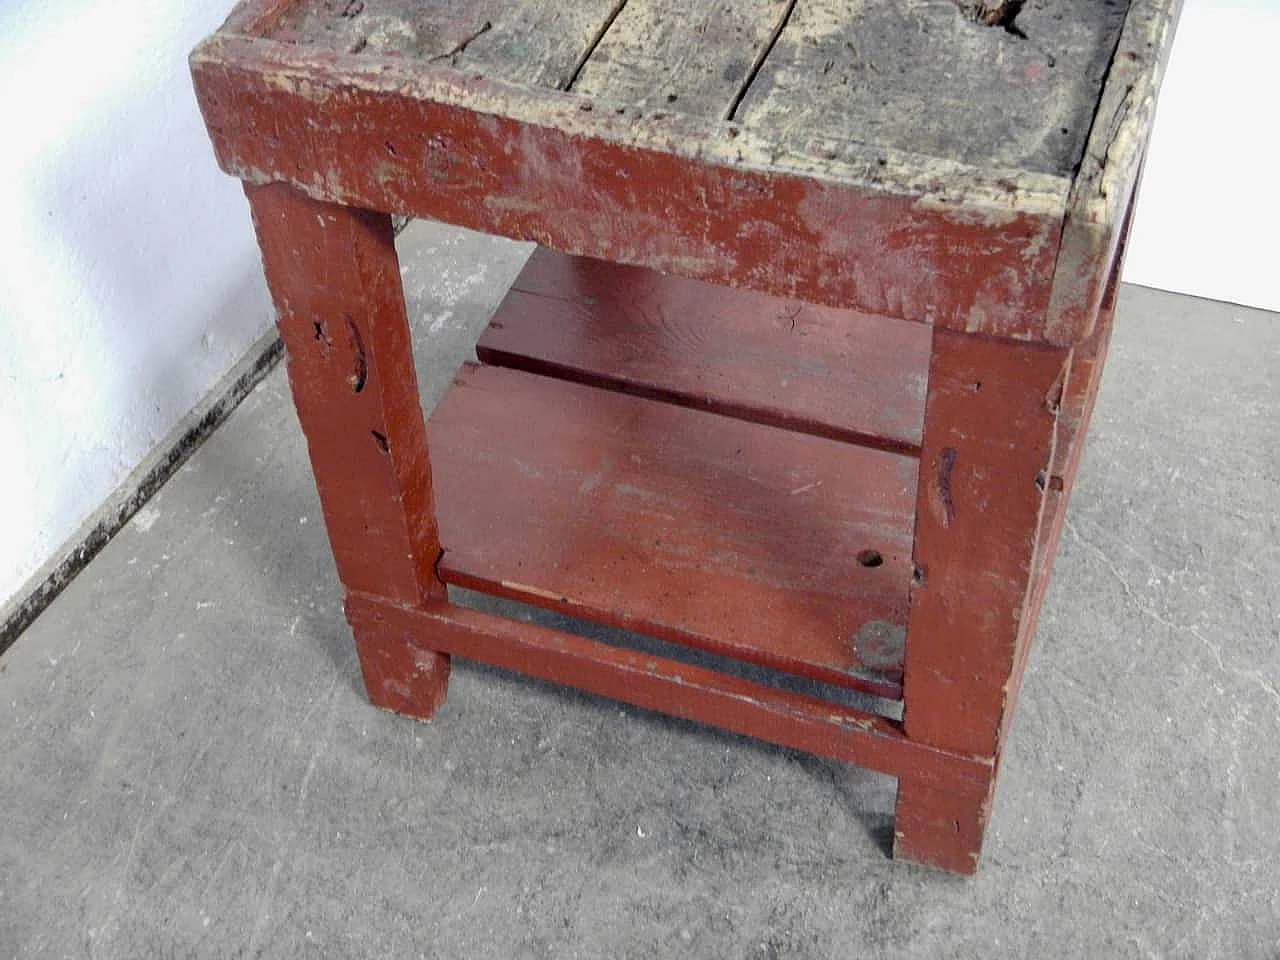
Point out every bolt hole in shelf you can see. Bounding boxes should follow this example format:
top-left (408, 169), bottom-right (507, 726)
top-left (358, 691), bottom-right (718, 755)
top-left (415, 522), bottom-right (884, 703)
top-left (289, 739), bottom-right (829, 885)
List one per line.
top-left (425, 249), bottom-right (931, 709)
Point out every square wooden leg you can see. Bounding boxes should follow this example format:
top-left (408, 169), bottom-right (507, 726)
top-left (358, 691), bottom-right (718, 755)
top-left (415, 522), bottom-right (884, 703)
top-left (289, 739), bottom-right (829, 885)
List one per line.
top-left (1003, 222), bottom-right (1128, 741)
top-left (244, 181), bottom-right (449, 717)
top-left (347, 593), bottom-right (450, 719)
top-left (895, 328), bottom-right (1070, 868)
top-left (894, 764), bottom-right (998, 875)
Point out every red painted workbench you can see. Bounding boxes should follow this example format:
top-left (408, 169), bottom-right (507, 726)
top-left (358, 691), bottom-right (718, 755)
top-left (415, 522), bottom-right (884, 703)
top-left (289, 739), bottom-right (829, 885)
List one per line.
top-left (192, 0), bottom-right (1182, 873)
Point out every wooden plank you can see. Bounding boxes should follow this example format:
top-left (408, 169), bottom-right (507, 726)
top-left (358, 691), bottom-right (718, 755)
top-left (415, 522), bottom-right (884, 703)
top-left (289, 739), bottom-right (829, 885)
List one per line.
top-left (450, 1), bottom-right (625, 89)
top-left (191, 36), bottom-right (1070, 340)
top-left (477, 248), bottom-right (928, 454)
top-left (346, 593), bottom-right (992, 791)
top-left (736, 0), bottom-right (1131, 175)
top-left (268, 0), bottom-right (625, 89)
top-left (269, 0), bottom-right (501, 56)
top-left (427, 364), bottom-right (919, 699)
top-left (903, 330), bottom-right (1069, 758)
top-left (571, 0), bottom-right (787, 117)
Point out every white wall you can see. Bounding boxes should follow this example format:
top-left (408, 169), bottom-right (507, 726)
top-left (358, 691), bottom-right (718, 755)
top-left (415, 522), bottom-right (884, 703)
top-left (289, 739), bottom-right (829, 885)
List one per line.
top-left (0, 0), bottom-right (1274, 614)
top-left (1123, 0), bottom-right (1280, 312)
top-left (0, 1), bottom-right (272, 607)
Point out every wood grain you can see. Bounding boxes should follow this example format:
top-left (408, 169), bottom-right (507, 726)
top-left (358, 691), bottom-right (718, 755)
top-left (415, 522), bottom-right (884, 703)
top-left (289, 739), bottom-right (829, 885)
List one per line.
top-left (270, 0), bottom-right (625, 88)
top-left (572, 0), bottom-right (787, 117)
top-left (736, 0), bottom-right (1129, 175)
top-left (477, 248), bottom-right (928, 454)
top-left (455, 0), bottom-right (627, 90)
top-left (427, 363), bottom-right (918, 698)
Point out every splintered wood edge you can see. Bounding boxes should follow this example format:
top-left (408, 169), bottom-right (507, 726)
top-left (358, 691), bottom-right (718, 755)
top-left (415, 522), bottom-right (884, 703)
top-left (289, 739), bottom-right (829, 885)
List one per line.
top-left (1046, 0), bottom-right (1182, 345)
top-left (189, 31), bottom-right (1069, 221)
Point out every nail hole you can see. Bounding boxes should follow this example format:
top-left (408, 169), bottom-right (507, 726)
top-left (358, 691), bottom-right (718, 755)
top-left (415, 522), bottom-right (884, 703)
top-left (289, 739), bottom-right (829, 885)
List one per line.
top-left (371, 430), bottom-right (390, 454)
top-left (972, 380), bottom-right (983, 392)
top-left (858, 550), bottom-right (884, 568)
top-left (384, 140), bottom-right (398, 156)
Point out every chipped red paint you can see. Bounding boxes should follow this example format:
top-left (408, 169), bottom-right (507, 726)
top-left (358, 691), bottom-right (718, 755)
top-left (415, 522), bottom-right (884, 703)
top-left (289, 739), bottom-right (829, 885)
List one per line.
top-left (192, 35), bottom-right (1067, 342)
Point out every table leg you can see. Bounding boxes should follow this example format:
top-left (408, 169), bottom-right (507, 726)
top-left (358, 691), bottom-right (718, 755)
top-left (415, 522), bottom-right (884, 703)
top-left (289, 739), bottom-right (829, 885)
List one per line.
top-left (894, 328), bottom-right (1070, 870)
top-left (244, 181), bottom-right (450, 717)
top-left (1003, 267), bottom-right (1121, 743)
top-left (894, 763), bottom-right (998, 875)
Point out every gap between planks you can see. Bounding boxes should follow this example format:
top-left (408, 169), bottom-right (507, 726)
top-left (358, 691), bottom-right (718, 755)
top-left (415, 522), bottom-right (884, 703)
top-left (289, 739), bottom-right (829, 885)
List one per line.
top-left (564, 0), bottom-right (632, 91)
top-left (724, 0), bottom-right (799, 121)
top-left (564, 0), bottom-right (802, 120)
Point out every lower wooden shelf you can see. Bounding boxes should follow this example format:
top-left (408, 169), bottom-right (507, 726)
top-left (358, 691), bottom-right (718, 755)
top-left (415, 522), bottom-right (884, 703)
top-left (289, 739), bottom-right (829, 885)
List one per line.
top-left (428, 361), bottom-right (920, 700)
top-left (426, 251), bottom-right (931, 701)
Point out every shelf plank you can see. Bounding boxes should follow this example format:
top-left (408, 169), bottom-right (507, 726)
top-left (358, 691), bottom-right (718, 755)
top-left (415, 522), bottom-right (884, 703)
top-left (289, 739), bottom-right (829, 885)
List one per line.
top-left (736, 0), bottom-right (1129, 175)
top-left (427, 364), bottom-right (917, 698)
top-left (477, 249), bottom-right (928, 454)
top-left (271, 0), bottom-right (624, 89)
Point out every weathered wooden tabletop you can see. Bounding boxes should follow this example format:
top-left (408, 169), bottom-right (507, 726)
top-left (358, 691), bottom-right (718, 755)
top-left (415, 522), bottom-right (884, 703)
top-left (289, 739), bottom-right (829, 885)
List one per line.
top-left (270, 0), bottom-right (1125, 177)
top-left (193, 0), bottom-right (1181, 342)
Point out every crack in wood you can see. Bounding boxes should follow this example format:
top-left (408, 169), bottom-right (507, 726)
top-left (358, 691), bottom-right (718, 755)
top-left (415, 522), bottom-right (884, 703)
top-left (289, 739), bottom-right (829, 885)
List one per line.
top-left (723, 0), bottom-right (799, 122)
top-left (428, 20), bottom-right (493, 63)
top-left (563, 0), bottom-right (632, 92)
top-left (345, 316), bottom-right (368, 392)
top-left (937, 447), bottom-right (958, 528)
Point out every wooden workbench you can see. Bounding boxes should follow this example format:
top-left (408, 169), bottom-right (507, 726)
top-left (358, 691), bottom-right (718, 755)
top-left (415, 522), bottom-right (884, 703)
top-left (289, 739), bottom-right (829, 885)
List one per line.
top-left (192, 0), bottom-right (1182, 873)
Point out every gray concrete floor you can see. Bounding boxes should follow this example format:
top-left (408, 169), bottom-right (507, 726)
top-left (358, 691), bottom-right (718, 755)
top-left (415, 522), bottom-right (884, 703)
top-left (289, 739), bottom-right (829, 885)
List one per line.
top-left (3, 221), bottom-right (1278, 958)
